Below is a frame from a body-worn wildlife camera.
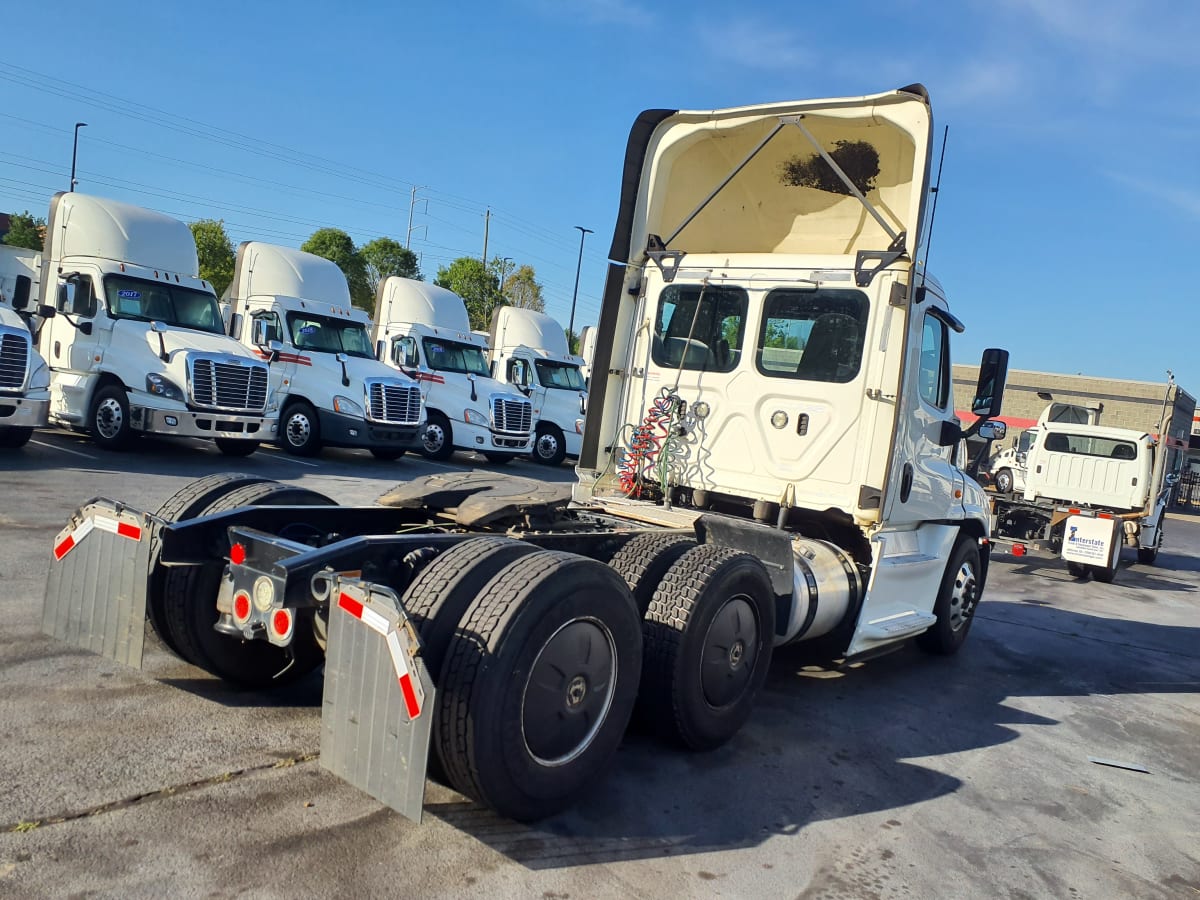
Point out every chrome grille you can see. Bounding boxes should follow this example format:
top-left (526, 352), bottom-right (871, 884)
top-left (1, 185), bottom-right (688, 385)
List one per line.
top-left (189, 357), bottom-right (269, 412)
top-left (0, 331), bottom-right (30, 392)
top-left (491, 396), bottom-right (533, 435)
top-left (367, 381), bottom-right (422, 425)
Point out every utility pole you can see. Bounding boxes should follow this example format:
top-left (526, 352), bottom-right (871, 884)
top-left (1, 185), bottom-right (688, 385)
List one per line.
top-left (482, 208), bottom-right (491, 264)
top-left (405, 186), bottom-right (427, 249)
top-left (497, 256), bottom-right (513, 301)
top-left (69, 122), bottom-right (87, 191)
top-left (568, 225), bottom-right (593, 350)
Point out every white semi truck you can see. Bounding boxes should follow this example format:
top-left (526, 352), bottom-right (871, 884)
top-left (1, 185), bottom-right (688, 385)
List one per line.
top-left (42, 85), bottom-right (1010, 823)
top-left (223, 242), bottom-right (424, 459)
top-left (33, 192), bottom-right (276, 455)
top-left (983, 401), bottom-right (1101, 494)
top-left (372, 277), bottom-right (534, 463)
top-left (0, 246), bottom-right (51, 447)
top-left (989, 420), bottom-right (1175, 582)
top-left (488, 305), bottom-right (587, 466)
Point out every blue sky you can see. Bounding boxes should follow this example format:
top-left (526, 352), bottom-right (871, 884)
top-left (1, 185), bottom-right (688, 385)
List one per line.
top-left (2, 0), bottom-right (1198, 393)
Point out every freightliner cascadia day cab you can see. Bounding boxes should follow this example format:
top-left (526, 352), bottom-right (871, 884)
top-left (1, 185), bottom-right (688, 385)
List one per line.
top-left (35, 192), bottom-right (275, 455)
top-left (488, 305), bottom-right (587, 466)
top-left (224, 242), bottom-right (424, 459)
top-left (372, 277), bottom-right (534, 463)
top-left (0, 246), bottom-right (52, 447)
top-left (42, 85), bottom-right (1009, 823)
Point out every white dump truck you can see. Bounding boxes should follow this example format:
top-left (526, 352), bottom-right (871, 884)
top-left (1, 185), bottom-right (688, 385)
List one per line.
top-left (989, 420), bottom-right (1175, 581)
top-left (223, 242), bottom-right (424, 459)
top-left (488, 305), bottom-right (587, 465)
top-left (32, 192), bottom-right (276, 455)
top-left (0, 246), bottom-right (51, 447)
top-left (42, 84), bottom-right (1010, 823)
top-left (372, 277), bottom-right (534, 463)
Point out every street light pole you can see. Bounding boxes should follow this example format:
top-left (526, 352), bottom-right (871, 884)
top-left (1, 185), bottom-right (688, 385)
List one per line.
top-left (569, 226), bottom-right (593, 350)
top-left (69, 122), bottom-right (87, 192)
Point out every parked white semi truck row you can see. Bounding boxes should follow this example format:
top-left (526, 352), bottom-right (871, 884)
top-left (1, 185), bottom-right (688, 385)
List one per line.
top-left (0, 245), bottom-right (51, 447)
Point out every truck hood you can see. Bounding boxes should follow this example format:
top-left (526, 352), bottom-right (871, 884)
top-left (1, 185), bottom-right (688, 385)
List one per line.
top-left (610, 85), bottom-right (934, 268)
top-left (146, 326), bottom-right (263, 362)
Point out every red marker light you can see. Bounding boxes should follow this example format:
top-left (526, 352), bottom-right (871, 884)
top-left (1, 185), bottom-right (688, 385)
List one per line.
top-left (272, 609), bottom-right (293, 639)
top-left (1013, 543), bottom-right (1027, 557)
top-left (230, 542), bottom-right (246, 565)
top-left (233, 591), bottom-right (252, 624)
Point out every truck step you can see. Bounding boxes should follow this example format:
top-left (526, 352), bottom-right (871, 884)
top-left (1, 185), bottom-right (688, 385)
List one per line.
top-left (857, 610), bottom-right (937, 641)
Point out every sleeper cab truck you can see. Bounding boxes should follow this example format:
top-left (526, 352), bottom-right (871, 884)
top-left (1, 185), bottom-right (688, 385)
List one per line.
top-left (372, 276), bottom-right (534, 464)
top-left (34, 192), bottom-right (275, 454)
top-left (224, 242), bottom-right (424, 459)
top-left (488, 305), bottom-right (587, 466)
top-left (42, 85), bottom-right (1010, 823)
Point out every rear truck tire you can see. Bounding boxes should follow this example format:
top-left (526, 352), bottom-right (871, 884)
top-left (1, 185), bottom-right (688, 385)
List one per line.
top-left (638, 544), bottom-right (775, 751)
top-left (483, 452), bottom-right (514, 465)
top-left (148, 473), bottom-right (271, 655)
top-left (436, 550), bottom-right (642, 821)
top-left (370, 447), bottom-right (406, 461)
top-left (532, 424), bottom-right (567, 466)
top-left (916, 537), bottom-right (982, 656)
top-left (420, 411), bottom-right (454, 461)
top-left (0, 426), bottom-right (33, 448)
top-left (1091, 561), bottom-right (1118, 584)
top-left (90, 383), bottom-right (134, 451)
top-left (1066, 560), bottom-right (1088, 579)
top-left (280, 400), bottom-right (321, 456)
top-left (214, 438), bottom-right (259, 457)
top-left (161, 481), bottom-right (334, 687)
top-left (994, 468), bottom-right (1014, 494)
top-left (1137, 528), bottom-right (1161, 565)
top-left (608, 532), bottom-right (697, 615)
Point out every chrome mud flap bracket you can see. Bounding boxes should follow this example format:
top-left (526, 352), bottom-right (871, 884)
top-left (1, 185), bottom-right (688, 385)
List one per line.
top-left (42, 501), bottom-right (153, 669)
top-left (320, 577), bottom-right (435, 824)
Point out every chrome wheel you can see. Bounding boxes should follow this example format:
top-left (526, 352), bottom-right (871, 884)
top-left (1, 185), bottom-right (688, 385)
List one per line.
top-left (946, 559), bottom-right (979, 632)
top-left (536, 432), bottom-right (560, 460)
top-left (423, 422), bottom-right (446, 454)
top-left (285, 411), bottom-right (312, 448)
top-left (95, 397), bottom-right (124, 440)
top-left (995, 468), bottom-right (1013, 494)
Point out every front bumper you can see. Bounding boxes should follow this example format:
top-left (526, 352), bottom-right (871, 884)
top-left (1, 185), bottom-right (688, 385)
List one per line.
top-left (318, 409), bottom-right (423, 450)
top-left (0, 394), bottom-right (50, 429)
top-left (129, 396), bottom-right (275, 441)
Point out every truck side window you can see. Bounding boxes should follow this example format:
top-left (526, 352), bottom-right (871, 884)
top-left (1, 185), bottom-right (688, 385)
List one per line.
top-left (651, 285), bottom-right (746, 373)
top-left (756, 289), bottom-right (868, 383)
top-left (918, 313), bottom-right (949, 409)
top-left (393, 336), bottom-right (418, 368)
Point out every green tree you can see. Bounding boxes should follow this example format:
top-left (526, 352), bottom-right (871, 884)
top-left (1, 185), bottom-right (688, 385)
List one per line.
top-left (361, 237), bottom-right (421, 297)
top-left (564, 328), bottom-right (580, 354)
top-left (189, 219), bottom-right (235, 298)
top-left (2, 210), bottom-right (46, 251)
top-left (301, 228), bottom-right (371, 310)
top-left (434, 257), bottom-right (500, 330)
top-left (501, 263), bottom-right (545, 313)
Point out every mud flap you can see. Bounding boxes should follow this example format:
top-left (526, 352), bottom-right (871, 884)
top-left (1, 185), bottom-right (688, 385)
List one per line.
top-left (42, 501), bottom-right (153, 669)
top-left (320, 578), bottom-right (435, 824)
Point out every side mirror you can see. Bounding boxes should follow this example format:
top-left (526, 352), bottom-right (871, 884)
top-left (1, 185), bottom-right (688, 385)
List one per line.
top-left (150, 320), bottom-right (167, 333)
top-left (11, 275), bottom-right (31, 311)
top-left (150, 320), bottom-right (169, 361)
top-left (252, 318), bottom-right (271, 346)
top-left (977, 420), bottom-right (1007, 441)
top-left (335, 352), bottom-right (348, 363)
top-left (971, 348), bottom-right (1009, 419)
top-left (37, 304), bottom-right (56, 319)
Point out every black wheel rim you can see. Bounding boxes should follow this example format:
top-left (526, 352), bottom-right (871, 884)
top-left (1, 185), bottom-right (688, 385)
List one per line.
top-left (521, 617), bottom-right (616, 767)
top-left (700, 595), bottom-right (759, 709)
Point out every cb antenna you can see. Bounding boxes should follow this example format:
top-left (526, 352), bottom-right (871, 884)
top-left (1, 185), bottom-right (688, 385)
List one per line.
top-left (919, 125), bottom-right (950, 287)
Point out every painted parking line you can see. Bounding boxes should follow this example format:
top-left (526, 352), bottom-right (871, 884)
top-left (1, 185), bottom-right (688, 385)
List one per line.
top-left (30, 439), bottom-right (99, 461)
top-left (257, 448), bottom-right (320, 468)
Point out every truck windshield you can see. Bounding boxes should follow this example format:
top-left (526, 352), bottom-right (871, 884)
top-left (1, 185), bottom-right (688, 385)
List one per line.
top-left (104, 276), bottom-right (223, 334)
top-left (535, 359), bottom-right (586, 390)
top-left (285, 313), bottom-right (374, 358)
top-left (422, 337), bottom-right (490, 376)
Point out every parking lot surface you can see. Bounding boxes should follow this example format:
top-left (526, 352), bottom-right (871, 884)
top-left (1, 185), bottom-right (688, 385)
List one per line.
top-left (1, 430), bottom-right (1198, 898)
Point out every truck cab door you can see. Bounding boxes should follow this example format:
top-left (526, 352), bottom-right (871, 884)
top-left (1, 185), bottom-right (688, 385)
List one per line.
top-left (45, 274), bottom-right (100, 374)
top-left (882, 303), bottom-right (962, 525)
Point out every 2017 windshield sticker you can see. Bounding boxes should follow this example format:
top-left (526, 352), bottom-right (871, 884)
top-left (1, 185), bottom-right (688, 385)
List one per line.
top-left (300, 325), bottom-right (317, 334)
top-left (118, 290), bottom-right (141, 298)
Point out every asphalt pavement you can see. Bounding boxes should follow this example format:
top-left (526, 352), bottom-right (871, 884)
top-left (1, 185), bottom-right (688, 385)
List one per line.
top-left (0, 430), bottom-right (1197, 898)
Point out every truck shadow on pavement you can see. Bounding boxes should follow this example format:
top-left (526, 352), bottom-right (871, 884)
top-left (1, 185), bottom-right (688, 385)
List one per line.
top-left (423, 602), bottom-right (1198, 869)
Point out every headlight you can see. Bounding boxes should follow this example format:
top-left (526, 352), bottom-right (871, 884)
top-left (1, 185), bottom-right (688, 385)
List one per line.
top-left (29, 357), bottom-right (50, 391)
top-left (464, 408), bottom-right (489, 427)
top-left (145, 372), bottom-right (185, 401)
top-left (333, 395), bottom-right (364, 417)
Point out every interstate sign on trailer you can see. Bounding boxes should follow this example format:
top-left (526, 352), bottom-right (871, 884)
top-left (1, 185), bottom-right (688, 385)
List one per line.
top-left (42, 85), bottom-right (1011, 822)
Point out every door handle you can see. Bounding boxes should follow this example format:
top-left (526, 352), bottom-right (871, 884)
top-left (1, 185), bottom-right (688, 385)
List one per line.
top-left (900, 462), bottom-right (914, 503)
